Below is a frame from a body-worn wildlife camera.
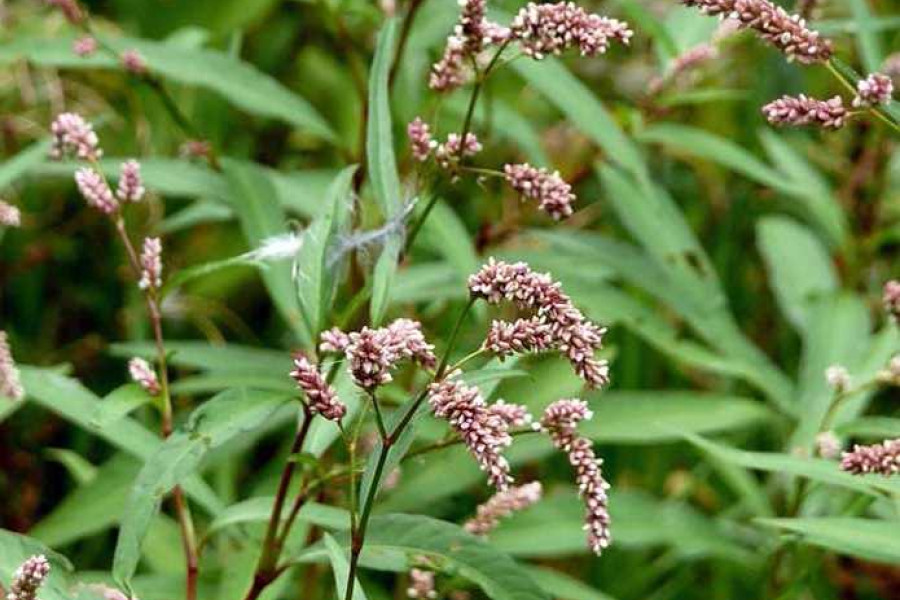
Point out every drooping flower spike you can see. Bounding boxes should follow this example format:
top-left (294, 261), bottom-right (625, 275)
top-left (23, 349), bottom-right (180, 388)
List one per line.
top-left (841, 438), bottom-right (900, 476)
top-left (75, 168), bottom-right (117, 214)
top-left (7, 554), bottom-right (50, 600)
top-left (469, 259), bottom-right (610, 388)
top-left (541, 399), bottom-right (611, 554)
top-left (129, 357), bottom-right (160, 396)
top-left (503, 163), bottom-right (577, 220)
top-left (510, 2), bottom-right (632, 60)
top-left (464, 481), bottom-right (542, 535)
top-left (291, 354), bottom-right (346, 421)
top-left (50, 112), bottom-right (102, 161)
top-left (762, 95), bottom-right (847, 130)
top-left (138, 237), bottom-right (163, 291)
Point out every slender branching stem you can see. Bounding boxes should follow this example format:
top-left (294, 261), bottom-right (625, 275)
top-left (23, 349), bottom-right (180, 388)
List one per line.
top-left (825, 60), bottom-right (900, 136)
top-left (244, 403), bottom-right (315, 600)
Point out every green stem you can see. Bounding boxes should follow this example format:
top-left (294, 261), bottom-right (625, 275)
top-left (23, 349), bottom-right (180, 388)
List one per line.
top-left (826, 60), bottom-right (900, 135)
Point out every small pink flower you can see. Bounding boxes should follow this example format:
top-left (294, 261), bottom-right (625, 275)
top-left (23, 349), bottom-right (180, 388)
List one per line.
top-left (8, 554), bottom-right (50, 600)
top-left (342, 319), bottom-right (435, 390)
top-left (434, 132), bottom-right (482, 169)
top-left (116, 160), bottom-right (145, 202)
top-left (408, 117), bottom-right (435, 162)
top-left (464, 481), bottom-right (542, 535)
top-left (854, 72), bottom-right (894, 107)
top-left (75, 168), bottom-right (117, 214)
top-left (138, 237), bottom-right (163, 291)
top-left (291, 354), bottom-right (346, 421)
top-left (428, 374), bottom-right (514, 489)
top-left (884, 280), bottom-right (900, 322)
top-left (46, 0), bottom-right (83, 23)
top-left (319, 327), bottom-right (350, 354)
top-left (0, 200), bottom-right (21, 227)
top-left (762, 94), bottom-right (847, 129)
top-left (503, 163), bottom-right (576, 220)
top-left (50, 112), bottom-right (102, 161)
top-left (0, 330), bottom-right (24, 401)
top-left (841, 438), bottom-right (900, 476)
top-left (510, 2), bottom-right (632, 60)
top-left (128, 357), bottom-right (160, 396)
top-left (385, 318), bottom-right (436, 369)
top-left (121, 49), bottom-right (147, 74)
top-left (541, 399), bottom-right (611, 554)
top-left (73, 36), bottom-right (97, 57)
top-left (488, 400), bottom-right (533, 427)
top-left (407, 569), bottom-right (437, 599)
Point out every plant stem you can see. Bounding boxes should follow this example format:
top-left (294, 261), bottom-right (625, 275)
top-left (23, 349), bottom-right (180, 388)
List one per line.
top-left (388, 0), bottom-right (425, 88)
top-left (825, 60), bottom-right (900, 136)
top-left (343, 299), bottom-right (475, 600)
top-left (244, 404), bottom-right (315, 600)
top-left (403, 191), bottom-right (437, 253)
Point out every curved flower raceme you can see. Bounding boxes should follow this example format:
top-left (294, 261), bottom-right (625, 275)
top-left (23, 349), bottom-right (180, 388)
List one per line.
top-left (841, 439), bottom-right (900, 476)
top-left (427, 374), bottom-right (516, 489)
top-left (7, 554), bottom-right (50, 600)
top-left (853, 72), bottom-right (894, 107)
top-left (469, 259), bottom-right (610, 388)
top-left (503, 163), bottom-right (577, 220)
top-left (681, 0), bottom-right (832, 64)
top-left (328, 319), bottom-right (436, 390)
top-left (762, 95), bottom-right (847, 130)
top-left (75, 168), bottom-right (117, 214)
top-left (128, 357), bottom-right (160, 396)
top-left (464, 481), bottom-right (543, 535)
top-left (541, 399), bottom-right (611, 554)
top-left (291, 354), bottom-right (346, 421)
top-left (50, 112), bottom-right (101, 161)
top-left (138, 237), bottom-right (163, 291)
top-left (0, 330), bottom-right (24, 401)
top-left (116, 160), bottom-right (146, 202)
top-left (510, 2), bottom-right (632, 60)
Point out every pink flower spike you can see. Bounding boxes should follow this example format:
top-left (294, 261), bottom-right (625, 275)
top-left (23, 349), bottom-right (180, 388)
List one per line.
top-left (319, 327), bottom-right (351, 354)
top-left (138, 237), bottom-right (163, 291)
top-left (73, 36), bottom-right (97, 57)
top-left (510, 2), bottom-right (632, 60)
top-left (762, 94), bottom-right (847, 129)
top-left (407, 569), bottom-right (437, 599)
top-left (0, 330), bottom-right (25, 401)
top-left (428, 374), bottom-right (513, 489)
top-left (503, 163), bottom-right (576, 220)
top-left (128, 357), bottom-right (160, 396)
top-left (883, 280), bottom-right (900, 322)
top-left (116, 160), bottom-right (146, 202)
top-left (0, 200), bottom-right (21, 227)
top-left (541, 399), bottom-right (611, 554)
top-left (854, 72), bottom-right (893, 107)
top-left (408, 117), bottom-right (435, 162)
top-left (50, 112), bottom-right (102, 161)
top-left (121, 49), bottom-right (147, 74)
top-left (841, 438), bottom-right (900, 476)
top-left (75, 168), bottom-right (117, 214)
top-left (291, 354), bottom-right (346, 421)
top-left (464, 481), bottom-right (542, 536)
top-left (8, 554), bottom-right (50, 600)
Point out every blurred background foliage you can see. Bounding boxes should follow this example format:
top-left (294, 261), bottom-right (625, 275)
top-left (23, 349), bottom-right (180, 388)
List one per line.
top-left (1, 0), bottom-right (900, 598)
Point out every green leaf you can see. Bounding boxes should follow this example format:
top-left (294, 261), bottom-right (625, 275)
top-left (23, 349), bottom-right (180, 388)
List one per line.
top-left (513, 58), bottom-right (647, 183)
top-left (111, 340), bottom-right (291, 378)
top-left (525, 567), bottom-right (618, 600)
top-left (18, 366), bottom-right (223, 515)
top-left (296, 166), bottom-right (357, 336)
top-left (113, 389), bottom-right (291, 589)
top-left (44, 448), bottom-right (97, 486)
top-left (324, 533), bottom-right (369, 600)
top-left (581, 390), bottom-right (773, 443)
top-left (205, 498), bottom-right (350, 539)
top-left (847, 0), bottom-right (884, 72)
top-left (311, 514), bottom-right (551, 600)
top-left (370, 235), bottom-right (402, 326)
top-left (756, 217), bottom-right (837, 332)
top-left (836, 416), bottom-right (900, 439)
top-left (0, 139), bottom-right (51, 191)
top-left (757, 518), bottom-right (900, 564)
top-left (685, 434), bottom-right (900, 498)
top-left (90, 384), bottom-right (154, 430)
top-left (367, 18), bottom-right (402, 218)
top-left (223, 159), bottom-right (310, 345)
top-left (416, 199), bottom-right (480, 285)
top-left (0, 36), bottom-right (336, 142)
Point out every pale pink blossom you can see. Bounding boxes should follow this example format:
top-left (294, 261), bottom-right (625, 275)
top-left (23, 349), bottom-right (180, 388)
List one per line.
top-left (7, 554), bottom-right (50, 600)
top-left (488, 400), bottom-right (533, 427)
top-left (319, 327), bottom-right (350, 354)
top-left (815, 431), bottom-right (841, 459)
top-left (541, 399), bottom-right (611, 554)
top-left (50, 112), bottom-right (102, 161)
top-left (75, 168), bottom-right (117, 214)
top-left (407, 569), bottom-right (436, 599)
top-left (484, 317), bottom-right (553, 356)
top-left (128, 357), bottom-right (160, 396)
top-left (510, 2), bottom-right (632, 60)
top-left (73, 36), bottom-right (97, 57)
top-left (434, 132), bottom-right (482, 169)
top-left (428, 374), bottom-right (513, 489)
top-left (429, 0), bottom-right (492, 92)
top-left (121, 49), bottom-right (147, 74)
top-left (342, 319), bottom-right (435, 389)
top-left (291, 354), bottom-right (346, 421)
top-left (503, 163), bottom-right (576, 220)
top-left (762, 95), bottom-right (847, 129)
top-left (464, 481), bottom-right (542, 535)
top-left (0, 200), bottom-right (21, 227)
top-left (681, 0), bottom-right (832, 63)
top-left (884, 280), bottom-right (900, 323)
top-left (138, 237), bottom-right (162, 291)
top-left (385, 318), bottom-right (436, 369)
top-left (854, 72), bottom-right (894, 107)
top-left (0, 330), bottom-right (24, 401)
top-left (408, 117), bottom-right (435, 162)
top-left (116, 160), bottom-right (145, 202)
top-left (841, 438), bottom-right (900, 476)
top-left (825, 365), bottom-right (850, 392)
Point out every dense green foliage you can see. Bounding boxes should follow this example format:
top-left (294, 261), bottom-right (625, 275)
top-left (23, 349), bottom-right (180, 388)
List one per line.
top-left (1, 0), bottom-right (900, 599)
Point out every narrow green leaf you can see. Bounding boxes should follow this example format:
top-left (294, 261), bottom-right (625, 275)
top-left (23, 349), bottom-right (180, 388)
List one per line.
top-left (525, 567), bottom-right (618, 600)
top-left (205, 498), bottom-right (349, 539)
top-left (110, 340), bottom-right (291, 378)
top-left (113, 389), bottom-right (291, 589)
top-left (0, 139), bottom-right (52, 191)
top-left (324, 533), bottom-right (369, 600)
top-left (90, 384), bottom-right (153, 430)
top-left (757, 217), bottom-right (837, 332)
top-left (757, 518), bottom-right (900, 564)
top-left (44, 448), bottom-right (97, 486)
top-left (0, 36), bottom-right (336, 141)
top-left (847, 0), bottom-right (884, 72)
top-left (370, 235), bottom-right (402, 326)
